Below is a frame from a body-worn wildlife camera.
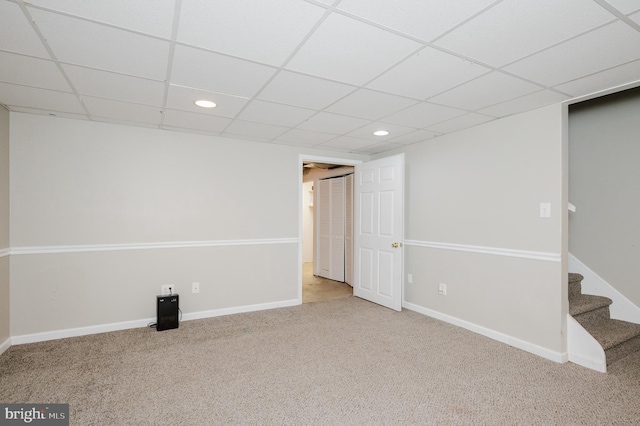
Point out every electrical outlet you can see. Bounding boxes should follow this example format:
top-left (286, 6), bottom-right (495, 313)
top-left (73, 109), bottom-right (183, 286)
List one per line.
top-left (161, 284), bottom-right (173, 295)
top-left (192, 282), bottom-right (200, 294)
top-left (438, 283), bottom-right (447, 296)
top-left (407, 273), bottom-right (413, 284)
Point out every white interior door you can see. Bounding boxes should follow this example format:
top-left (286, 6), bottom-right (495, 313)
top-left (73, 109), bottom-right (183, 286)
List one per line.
top-left (353, 154), bottom-right (404, 311)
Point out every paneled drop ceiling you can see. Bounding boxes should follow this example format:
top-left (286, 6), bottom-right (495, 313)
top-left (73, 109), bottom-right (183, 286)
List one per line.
top-left (1, 0), bottom-right (640, 155)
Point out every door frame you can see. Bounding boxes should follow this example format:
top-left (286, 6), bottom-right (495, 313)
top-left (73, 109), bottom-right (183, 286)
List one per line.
top-left (298, 154), bottom-right (362, 304)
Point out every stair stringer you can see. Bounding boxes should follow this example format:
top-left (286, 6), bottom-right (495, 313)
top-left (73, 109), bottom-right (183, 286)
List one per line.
top-left (569, 253), bottom-right (640, 324)
top-left (567, 314), bottom-right (607, 373)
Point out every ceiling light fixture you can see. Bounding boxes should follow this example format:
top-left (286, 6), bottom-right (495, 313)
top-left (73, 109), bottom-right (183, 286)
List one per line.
top-left (373, 130), bottom-right (389, 136)
top-left (195, 100), bottom-right (217, 108)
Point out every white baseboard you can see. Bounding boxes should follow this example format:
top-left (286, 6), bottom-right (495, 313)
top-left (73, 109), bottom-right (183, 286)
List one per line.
top-left (0, 337), bottom-right (11, 355)
top-left (11, 318), bottom-right (155, 345)
top-left (403, 301), bottom-right (566, 364)
top-left (181, 299), bottom-right (300, 321)
top-left (11, 299), bottom-right (301, 345)
top-left (569, 253), bottom-right (640, 324)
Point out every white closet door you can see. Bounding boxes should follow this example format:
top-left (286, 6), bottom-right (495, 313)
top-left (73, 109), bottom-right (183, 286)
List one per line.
top-left (345, 174), bottom-right (354, 286)
top-left (317, 179), bottom-right (331, 279)
top-left (330, 177), bottom-right (345, 282)
top-left (316, 175), bottom-right (349, 282)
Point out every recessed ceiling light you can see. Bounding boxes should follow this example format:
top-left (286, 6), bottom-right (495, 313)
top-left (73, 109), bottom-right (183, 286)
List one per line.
top-left (195, 100), bottom-right (217, 108)
top-left (373, 130), bottom-right (389, 136)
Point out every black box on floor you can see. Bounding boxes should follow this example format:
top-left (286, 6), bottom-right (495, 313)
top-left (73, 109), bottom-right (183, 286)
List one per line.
top-left (157, 294), bottom-right (179, 331)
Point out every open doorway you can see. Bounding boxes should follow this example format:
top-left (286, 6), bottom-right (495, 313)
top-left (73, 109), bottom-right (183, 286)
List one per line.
top-left (299, 155), bottom-right (360, 304)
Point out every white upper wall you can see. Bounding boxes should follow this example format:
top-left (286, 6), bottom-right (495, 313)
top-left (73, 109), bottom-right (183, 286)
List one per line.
top-left (10, 113), bottom-right (365, 247)
top-left (398, 104), bottom-right (563, 252)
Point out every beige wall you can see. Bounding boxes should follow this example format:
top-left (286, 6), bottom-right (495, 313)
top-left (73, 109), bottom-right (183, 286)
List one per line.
top-left (0, 106), bottom-right (9, 346)
top-left (8, 105), bottom-right (568, 357)
top-left (569, 87), bottom-right (640, 306)
top-left (9, 113), bottom-right (365, 337)
top-left (389, 104), bottom-right (566, 353)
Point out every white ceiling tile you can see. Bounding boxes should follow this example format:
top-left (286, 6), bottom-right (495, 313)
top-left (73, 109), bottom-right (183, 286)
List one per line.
top-left (382, 102), bottom-right (466, 128)
top-left (367, 47), bottom-right (491, 100)
top-left (165, 85), bottom-right (249, 118)
top-left (319, 136), bottom-right (377, 151)
top-left (162, 125), bottom-right (219, 137)
top-left (237, 100), bottom-right (315, 127)
top-left (163, 109), bottom-right (230, 133)
top-left (171, 45), bottom-right (277, 98)
top-left (30, 9), bottom-right (170, 80)
top-left (426, 113), bottom-right (495, 133)
top-left (428, 72), bottom-right (541, 111)
top-left (553, 60), bottom-right (640, 96)
top-left (478, 90), bottom-right (570, 117)
top-left (435, 0), bottom-right (615, 67)
top-left (0, 82), bottom-right (85, 114)
top-left (0, 1), bottom-right (50, 58)
top-left (257, 71), bottom-right (355, 110)
top-left (346, 122), bottom-right (418, 141)
top-left (311, 146), bottom-right (353, 154)
top-left (296, 112), bottom-right (370, 134)
top-left (0, 52), bottom-right (70, 92)
top-left (286, 13), bottom-right (421, 85)
top-left (504, 21), bottom-right (640, 87)
top-left (325, 89), bottom-right (417, 120)
top-left (3, 0), bottom-right (640, 144)
top-left (338, 0), bottom-right (497, 42)
top-left (224, 120), bottom-right (289, 139)
top-left (274, 128), bottom-right (337, 145)
top-left (357, 141), bottom-right (404, 155)
top-left (92, 116), bottom-right (159, 129)
top-left (26, 0), bottom-right (176, 38)
top-left (82, 96), bottom-right (162, 124)
top-left (221, 133), bottom-right (273, 144)
top-left (603, 0), bottom-right (640, 14)
top-left (177, 0), bottom-right (326, 66)
top-left (63, 65), bottom-right (165, 106)
top-left (10, 106), bottom-right (87, 121)
top-left (272, 139), bottom-right (320, 148)
top-left (387, 129), bottom-right (440, 145)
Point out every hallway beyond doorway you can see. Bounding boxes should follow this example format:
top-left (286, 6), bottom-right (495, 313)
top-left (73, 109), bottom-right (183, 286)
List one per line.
top-left (302, 262), bottom-right (352, 303)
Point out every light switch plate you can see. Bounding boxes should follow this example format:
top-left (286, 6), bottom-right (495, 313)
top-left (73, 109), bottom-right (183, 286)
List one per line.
top-left (540, 202), bottom-right (551, 218)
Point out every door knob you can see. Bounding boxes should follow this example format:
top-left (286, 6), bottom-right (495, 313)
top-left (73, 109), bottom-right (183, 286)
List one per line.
top-left (391, 242), bottom-right (401, 248)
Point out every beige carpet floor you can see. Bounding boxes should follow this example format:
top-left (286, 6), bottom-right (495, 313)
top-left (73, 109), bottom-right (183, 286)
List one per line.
top-left (2, 297), bottom-right (640, 425)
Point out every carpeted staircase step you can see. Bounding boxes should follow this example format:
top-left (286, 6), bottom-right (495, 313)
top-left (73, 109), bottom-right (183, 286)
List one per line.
top-left (568, 273), bottom-right (584, 300)
top-left (584, 318), bottom-right (640, 365)
top-left (570, 294), bottom-right (612, 327)
top-left (568, 271), bottom-right (640, 368)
